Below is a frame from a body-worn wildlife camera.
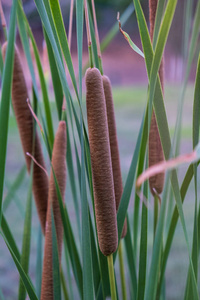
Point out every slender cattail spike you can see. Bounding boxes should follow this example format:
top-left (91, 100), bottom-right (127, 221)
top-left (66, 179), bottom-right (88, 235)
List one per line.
top-left (103, 75), bottom-right (127, 238)
top-left (68, 0), bottom-right (74, 52)
top-left (2, 42), bottom-right (49, 234)
top-left (86, 68), bottom-right (118, 256)
top-left (148, 0), bottom-right (165, 196)
top-left (41, 121), bottom-right (67, 300)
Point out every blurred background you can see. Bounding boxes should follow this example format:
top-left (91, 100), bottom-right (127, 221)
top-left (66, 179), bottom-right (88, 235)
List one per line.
top-left (0, 1), bottom-right (200, 299)
top-left (0, 0), bottom-right (199, 86)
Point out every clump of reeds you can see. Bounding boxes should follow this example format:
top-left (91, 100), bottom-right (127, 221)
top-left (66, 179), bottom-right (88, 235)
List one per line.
top-left (2, 42), bottom-right (49, 233)
top-left (148, 0), bottom-right (165, 195)
top-left (41, 121), bottom-right (67, 300)
top-left (86, 67), bottom-right (118, 256)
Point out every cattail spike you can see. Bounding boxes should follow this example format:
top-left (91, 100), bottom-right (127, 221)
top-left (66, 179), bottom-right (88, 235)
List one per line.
top-left (2, 42), bottom-right (49, 233)
top-left (103, 75), bottom-right (127, 238)
top-left (86, 68), bottom-right (118, 256)
top-left (148, 0), bottom-right (165, 196)
top-left (41, 121), bottom-right (67, 300)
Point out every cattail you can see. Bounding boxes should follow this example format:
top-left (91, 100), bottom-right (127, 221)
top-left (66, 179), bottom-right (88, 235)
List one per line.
top-left (41, 121), bottom-right (67, 300)
top-left (102, 75), bottom-right (127, 238)
top-left (148, 0), bottom-right (165, 195)
top-left (86, 67), bottom-right (118, 256)
top-left (2, 42), bottom-right (48, 233)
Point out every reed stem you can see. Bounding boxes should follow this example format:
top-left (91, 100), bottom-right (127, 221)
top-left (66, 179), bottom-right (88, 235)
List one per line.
top-left (61, 268), bottom-right (70, 300)
top-left (84, 0), bottom-right (93, 68)
top-left (107, 254), bottom-right (117, 300)
top-left (119, 241), bottom-right (127, 300)
top-left (153, 194), bottom-right (159, 240)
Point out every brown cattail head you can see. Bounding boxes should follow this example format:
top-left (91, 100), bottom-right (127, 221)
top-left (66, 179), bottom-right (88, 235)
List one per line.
top-left (41, 121), bottom-right (67, 300)
top-left (148, 0), bottom-right (165, 195)
top-left (86, 68), bottom-right (118, 256)
top-left (2, 42), bottom-right (48, 233)
top-left (102, 75), bottom-right (127, 238)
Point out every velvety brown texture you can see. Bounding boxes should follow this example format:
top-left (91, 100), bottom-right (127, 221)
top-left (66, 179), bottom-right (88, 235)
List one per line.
top-left (103, 75), bottom-right (127, 238)
top-left (2, 42), bottom-right (48, 233)
top-left (148, 0), bottom-right (165, 195)
top-left (86, 68), bottom-right (118, 256)
top-left (41, 121), bottom-right (67, 300)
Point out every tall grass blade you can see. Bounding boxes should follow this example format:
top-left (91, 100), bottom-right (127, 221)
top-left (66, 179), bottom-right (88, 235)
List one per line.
top-left (0, 0), bottom-right (17, 225)
top-left (137, 180), bottom-right (148, 300)
top-left (81, 122), bottom-right (94, 298)
top-left (17, 2), bottom-right (54, 150)
top-left (3, 165), bottom-right (26, 212)
top-left (51, 208), bottom-right (61, 300)
top-left (17, 2), bottom-right (40, 101)
top-left (152, 0), bottom-right (165, 48)
top-left (1, 233), bottom-right (38, 300)
top-left (18, 171), bottom-right (33, 300)
top-left (0, 47), bottom-right (4, 74)
top-left (117, 114), bottom-right (144, 244)
top-left (65, 117), bottom-right (81, 236)
top-left (133, 0), bottom-right (199, 298)
top-left (89, 213), bottom-right (101, 297)
top-left (35, 227), bottom-right (42, 299)
top-left (44, 29), bottom-right (63, 120)
top-left (48, 0), bottom-right (79, 98)
top-left (184, 52), bottom-right (200, 300)
top-left (1, 213), bottom-right (20, 260)
top-left (157, 163), bottom-right (195, 297)
top-left (124, 216), bottom-right (137, 300)
top-left (52, 169), bottom-right (83, 297)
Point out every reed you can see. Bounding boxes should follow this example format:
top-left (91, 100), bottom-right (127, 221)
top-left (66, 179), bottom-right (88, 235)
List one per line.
top-left (148, 0), bottom-right (165, 195)
top-left (86, 67), bottom-right (118, 256)
top-left (41, 121), bottom-right (67, 300)
top-left (2, 42), bottom-right (48, 233)
top-left (103, 75), bottom-right (127, 238)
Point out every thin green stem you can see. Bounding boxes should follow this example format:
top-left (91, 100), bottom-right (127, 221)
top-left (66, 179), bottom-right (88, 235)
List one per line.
top-left (107, 254), bottom-right (117, 300)
top-left (88, 44), bottom-right (94, 68)
top-left (153, 195), bottom-right (159, 240)
top-left (98, 56), bottom-right (103, 75)
top-left (119, 241), bottom-right (127, 300)
top-left (61, 268), bottom-right (70, 300)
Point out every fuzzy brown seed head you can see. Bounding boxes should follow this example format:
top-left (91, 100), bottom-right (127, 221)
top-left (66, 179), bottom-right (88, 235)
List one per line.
top-left (2, 42), bottom-right (48, 233)
top-left (149, 0), bottom-right (158, 40)
top-left (102, 75), bottom-right (127, 238)
top-left (41, 121), bottom-right (67, 300)
top-left (149, 112), bottom-right (165, 195)
top-left (86, 68), bottom-right (118, 256)
top-left (148, 0), bottom-right (165, 195)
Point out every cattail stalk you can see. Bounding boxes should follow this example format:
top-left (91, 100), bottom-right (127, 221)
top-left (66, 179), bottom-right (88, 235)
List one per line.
top-left (41, 121), bottom-right (67, 300)
top-left (84, 0), bottom-right (93, 68)
top-left (2, 42), bottom-right (48, 234)
top-left (148, 0), bottom-right (165, 195)
top-left (103, 75), bottom-right (127, 299)
top-left (107, 254), bottom-right (117, 300)
top-left (103, 75), bottom-right (127, 238)
top-left (86, 67), bottom-right (118, 256)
